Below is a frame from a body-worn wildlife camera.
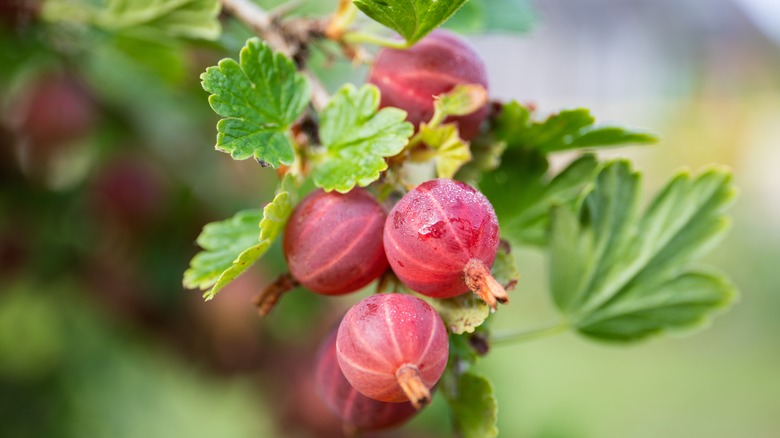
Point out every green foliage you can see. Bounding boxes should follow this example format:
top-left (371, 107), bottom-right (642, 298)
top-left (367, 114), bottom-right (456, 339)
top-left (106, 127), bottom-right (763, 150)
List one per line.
top-left (314, 84), bottom-right (413, 192)
top-left (444, 371), bottom-right (499, 438)
top-left (43, 0), bottom-right (221, 40)
top-left (481, 152), bottom-right (598, 246)
top-left (427, 294), bottom-right (489, 335)
top-left (491, 241), bottom-right (520, 289)
top-left (549, 161), bottom-right (738, 342)
top-left (183, 191), bottom-right (293, 300)
top-left (353, 0), bottom-right (469, 45)
top-left (201, 38), bottom-right (311, 167)
top-left (413, 123), bottom-right (472, 179)
top-left (447, 0), bottom-right (536, 34)
top-left (494, 101), bottom-right (658, 153)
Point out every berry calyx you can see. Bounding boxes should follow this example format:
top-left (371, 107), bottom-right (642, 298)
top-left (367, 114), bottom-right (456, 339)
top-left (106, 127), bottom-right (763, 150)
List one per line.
top-left (283, 188), bottom-right (389, 295)
top-left (383, 179), bottom-right (508, 309)
top-left (315, 328), bottom-right (418, 432)
top-left (368, 29), bottom-right (489, 140)
top-left (336, 293), bottom-right (448, 408)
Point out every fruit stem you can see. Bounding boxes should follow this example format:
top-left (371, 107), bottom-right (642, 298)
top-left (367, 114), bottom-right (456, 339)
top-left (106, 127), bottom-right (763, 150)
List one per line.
top-left (252, 272), bottom-right (298, 317)
top-left (463, 258), bottom-right (509, 310)
top-left (395, 364), bottom-right (430, 409)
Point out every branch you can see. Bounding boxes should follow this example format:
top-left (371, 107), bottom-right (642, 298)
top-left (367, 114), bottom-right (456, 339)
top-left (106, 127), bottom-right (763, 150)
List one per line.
top-left (220, 0), bottom-right (330, 110)
top-left (220, 0), bottom-right (292, 55)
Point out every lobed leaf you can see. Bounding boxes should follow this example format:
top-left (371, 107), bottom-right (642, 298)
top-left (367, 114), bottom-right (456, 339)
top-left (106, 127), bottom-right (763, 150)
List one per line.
top-left (183, 192), bottom-right (293, 300)
top-left (480, 152), bottom-right (598, 246)
top-left (494, 101), bottom-right (658, 153)
top-left (314, 84), bottom-right (413, 192)
top-left (415, 123), bottom-right (472, 179)
top-left (445, 371), bottom-right (498, 438)
top-left (427, 294), bottom-right (489, 335)
top-left (353, 0), bottom-right (468, 45)
top-left (201, 38), bottom-right (311, 167)
top-left (549, 161), bottom-right (738, 342)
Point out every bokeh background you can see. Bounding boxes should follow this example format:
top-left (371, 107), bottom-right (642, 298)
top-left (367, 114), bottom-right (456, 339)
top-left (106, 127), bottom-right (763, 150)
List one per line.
top-left (1, 0), bottom-right (779, 437)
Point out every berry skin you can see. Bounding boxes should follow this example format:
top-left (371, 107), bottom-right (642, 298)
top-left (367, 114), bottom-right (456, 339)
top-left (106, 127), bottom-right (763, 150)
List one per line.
top-left (283, 188), bottom-right (388, 295)
top-left (315, 328), bottom-right (418, 432)
top-left (384, 179), bottom-right (508, 308)
top-left (368, 29), bottom-right (489, 140)
top-left (336, 293), bottom-right (448, 408)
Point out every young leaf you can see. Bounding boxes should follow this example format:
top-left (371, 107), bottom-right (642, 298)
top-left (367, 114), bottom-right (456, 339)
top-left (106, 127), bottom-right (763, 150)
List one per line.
top-left (353, 0), bottom-right (468, 45)
top-left (444, 371), bottom-right (498, 438)
top-left (43, 0), bottom-right (221, 40)
top-left (495, 101), bottom-right (658, 153)
top-left (412, 123), bottom-right (472, 179)
top-left (201, 38), bottom-right (311, 167)
top-left (549, 161), bottom-right (738, 342)
top-left (183, 191), bottom-right (293, 300)
top-left (433, 84), bottom-right (489, 122)
top-left (479, 151), bottom-right (598, 246)
top-left (314, 84), bottom-right (413, 192)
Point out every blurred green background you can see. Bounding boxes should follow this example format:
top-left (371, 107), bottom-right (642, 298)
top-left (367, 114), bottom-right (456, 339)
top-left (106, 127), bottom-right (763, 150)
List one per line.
top-left (1, 0), bottom-right (778, 437)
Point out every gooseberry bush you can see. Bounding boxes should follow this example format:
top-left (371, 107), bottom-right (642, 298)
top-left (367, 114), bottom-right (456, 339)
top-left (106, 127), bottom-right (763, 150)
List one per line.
top-left (32, 0), bottom-right (737, 435)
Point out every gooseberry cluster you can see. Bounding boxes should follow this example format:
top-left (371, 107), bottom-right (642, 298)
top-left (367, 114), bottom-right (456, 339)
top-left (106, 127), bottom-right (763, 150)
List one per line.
top-left (282, 176), bottom-right (506, 430)
top-left (260, 30), bottom-right (509, 432)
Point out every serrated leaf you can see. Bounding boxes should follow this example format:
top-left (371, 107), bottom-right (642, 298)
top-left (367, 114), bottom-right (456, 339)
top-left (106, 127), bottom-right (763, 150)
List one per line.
top-left (314, 84), bottom-right (413, 192)
top-left (414, 123), bottom-right (472, 179)
top-left (427, 294), bottom-right (489, 335)
top-left (183, 192), bottom-right (293, 300)
top-left (479, 151), bottom-right (598, 246)
top-left (353, 0), bottom-right (468, 44)
top-left (447, 0), bottom-right (536, 34)
top-left (549, 161), bottom-right (738, 342)
top-left (495, 101), bottom-right (658, 153)
top-left (201, 38), bottom-right (310, 167)
top-left (43, 0), bottom-right (221, 40)
top-left (445, 372), bottom-right (498, 438)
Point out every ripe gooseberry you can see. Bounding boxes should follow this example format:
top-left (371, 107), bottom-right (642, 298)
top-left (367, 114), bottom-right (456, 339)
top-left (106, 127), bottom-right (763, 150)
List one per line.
top-left (283, 188), bottom-right (388, 295)
top-left (383, 178), bottom-right (508, 308)
top-left (367, 29), bottom-right (489, 140)
top-left (315, 328), bottom-right (418, 432)
top-left (336, 293), bottom-right (448, 408)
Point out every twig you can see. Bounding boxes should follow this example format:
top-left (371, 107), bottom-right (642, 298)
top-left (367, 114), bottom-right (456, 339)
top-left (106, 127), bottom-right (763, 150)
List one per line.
top-left (220, 0), bottom-right (292, 55)
top-left (219, 0), bottom-right (331, 111)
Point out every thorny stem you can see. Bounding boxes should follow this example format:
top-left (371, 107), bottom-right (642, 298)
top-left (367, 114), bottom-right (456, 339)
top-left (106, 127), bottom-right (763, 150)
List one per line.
top-left (490, 322), bottom-right (569, 345)
top-left (219, 0), bottom-right (330, 111)
top-left (252, 272), bottom-right (299, 316)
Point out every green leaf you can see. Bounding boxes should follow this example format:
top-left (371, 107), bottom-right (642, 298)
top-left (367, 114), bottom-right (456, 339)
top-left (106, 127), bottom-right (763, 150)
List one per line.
top-left (353, 0), bottom-right (468, 44)
top-left (43, 0), bottom-right (221, 40)
top-left (201, 38), bottom-right (311, 167)
top-left (413, 123), bottom-right (472, 179)
top-left (427, 294), bottom-right (489, 335)
top-left (183, 191), bottom-right (293, 300)
top-left (314, 84), bottom-right (413, 192)
top-left (447, 0), bottom-right (536, 34)
top-left (445, 372), bottom-right (498, 438)
top-left (480, 151), bottom-right (598, 246)
top-left (549, 161), bottom-right (738, 342)
top-left (433, 84), bottom-right (489, 121)
top-left (495, 101), bottom-right (658, 153)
